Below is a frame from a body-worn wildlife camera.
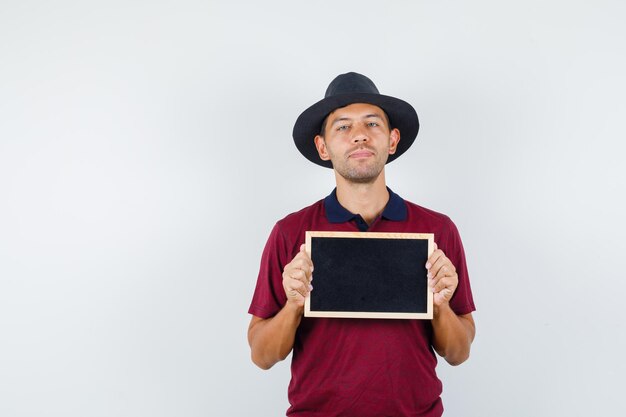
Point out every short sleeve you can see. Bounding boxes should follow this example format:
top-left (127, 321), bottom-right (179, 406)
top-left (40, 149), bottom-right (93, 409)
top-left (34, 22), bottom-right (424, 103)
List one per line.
top-left (439, 218), bottom-right (476, 316)
top-left (248, 223), bottom-right (291, 319)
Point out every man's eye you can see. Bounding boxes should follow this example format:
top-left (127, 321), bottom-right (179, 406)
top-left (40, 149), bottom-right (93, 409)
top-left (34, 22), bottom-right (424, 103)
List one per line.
top-left (337, 125), bottom-right (349, 131)
top-left (368, 122), bottom-right (379, 127)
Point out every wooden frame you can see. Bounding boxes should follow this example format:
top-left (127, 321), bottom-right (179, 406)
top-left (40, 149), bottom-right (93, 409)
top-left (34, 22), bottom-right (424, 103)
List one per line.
top-left (305, 231), bottom-right (434, 319)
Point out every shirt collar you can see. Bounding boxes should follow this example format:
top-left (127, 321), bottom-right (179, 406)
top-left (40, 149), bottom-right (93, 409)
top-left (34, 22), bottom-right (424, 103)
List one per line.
top-left (324, 187), bottom-right (407, 223)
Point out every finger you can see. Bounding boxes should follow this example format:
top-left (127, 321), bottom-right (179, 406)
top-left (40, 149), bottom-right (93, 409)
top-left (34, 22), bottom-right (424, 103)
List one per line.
top-left (425, 249), bottom-right (444, 271)
top-left (288, 263), bottom-right (311, 280)
top-left (429, 274), bottom-right (441, 292)
top-left (293, 250), bottom-right (314, 271)
top-left (290, 257), bottom-right (314, 275)
top-left (292, 281), bottom-right (313, 297)
top-left (287, 278), bottom-right (311, 298)
top-left (430, 264), bottom-right (458, 288)
top-left (431, 276), bottom-right (449, 293)
top-left (286, 288), bottom-right (305, 306)
top-left (283, 279), bottom-right (311, 306)
top-left (433, 272), bottom-right (458, 294)
top-left (286, 268), bottom-right (308, 282)
top-left (426, 252), bottom-right (444, 279)
top-left (432, 262), bottom-right (452, 281)
top-left (287, 288), bottom-right (304, 299)
top-left (429, 256), bottom-right (456, 280)
top-left (287, 264), bottom-right (313, 284)
top-left (434, 288), bottom-right (454, 305)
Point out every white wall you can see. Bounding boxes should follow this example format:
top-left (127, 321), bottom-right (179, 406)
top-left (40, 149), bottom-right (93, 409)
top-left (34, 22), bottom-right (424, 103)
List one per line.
top-left (1, 1), bottom-right (624, 416)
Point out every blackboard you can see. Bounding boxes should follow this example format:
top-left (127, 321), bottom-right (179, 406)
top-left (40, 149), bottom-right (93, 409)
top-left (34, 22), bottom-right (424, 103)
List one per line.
top-left (304, 231), bottom-right (434, 319)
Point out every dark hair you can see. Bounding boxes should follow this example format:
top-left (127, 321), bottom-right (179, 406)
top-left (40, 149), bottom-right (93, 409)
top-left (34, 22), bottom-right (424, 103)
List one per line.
top-left (318, 115), bottom-right (330, 137)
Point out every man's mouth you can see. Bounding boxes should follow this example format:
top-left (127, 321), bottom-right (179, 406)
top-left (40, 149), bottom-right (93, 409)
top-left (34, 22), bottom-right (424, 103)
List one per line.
top-left (348, 149), bottom-right (375, 159)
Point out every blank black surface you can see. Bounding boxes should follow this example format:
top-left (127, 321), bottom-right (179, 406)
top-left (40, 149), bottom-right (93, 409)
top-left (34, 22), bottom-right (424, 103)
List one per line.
top-left (310, 237), bottom-right (429, 313)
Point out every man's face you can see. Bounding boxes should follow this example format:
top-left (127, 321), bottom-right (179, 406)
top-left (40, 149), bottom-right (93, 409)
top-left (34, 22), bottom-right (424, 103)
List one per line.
top-left (314, 103), bottom-right (400, 184)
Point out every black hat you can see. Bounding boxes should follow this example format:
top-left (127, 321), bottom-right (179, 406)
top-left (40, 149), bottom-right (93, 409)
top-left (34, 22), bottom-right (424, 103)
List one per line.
top-left (292, 72), bottom-right (419, 168)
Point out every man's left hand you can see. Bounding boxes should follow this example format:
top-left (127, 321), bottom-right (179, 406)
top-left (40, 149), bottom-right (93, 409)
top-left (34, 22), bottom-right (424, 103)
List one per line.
top-left (426, 243), bottom-right (458, 306)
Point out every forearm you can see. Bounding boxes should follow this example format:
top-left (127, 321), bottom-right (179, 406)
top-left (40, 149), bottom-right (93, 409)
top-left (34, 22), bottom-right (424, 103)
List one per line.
top-left (248, 303), bottom-right (303, 370)
top-left (431, 304), bottom-right (475, 366)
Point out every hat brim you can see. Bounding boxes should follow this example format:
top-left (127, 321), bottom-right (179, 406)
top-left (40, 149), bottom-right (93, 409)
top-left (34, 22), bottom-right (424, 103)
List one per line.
top-left (292, 93), bottom-right (419, 168)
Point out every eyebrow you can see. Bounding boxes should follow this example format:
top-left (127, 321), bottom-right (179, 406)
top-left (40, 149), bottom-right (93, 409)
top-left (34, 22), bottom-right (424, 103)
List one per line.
top-left (330, 113), bottom-right (384, 126)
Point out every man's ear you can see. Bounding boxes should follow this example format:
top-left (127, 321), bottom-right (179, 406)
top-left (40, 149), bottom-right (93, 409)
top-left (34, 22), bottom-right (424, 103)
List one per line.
top-left (314, 135), bottom-right (331, 161)
top-left (388, 128), bottom-right (401, 155)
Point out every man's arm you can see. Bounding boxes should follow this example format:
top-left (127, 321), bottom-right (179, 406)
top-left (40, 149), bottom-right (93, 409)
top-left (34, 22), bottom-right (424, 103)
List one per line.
top-left (247, 245), bottom-right (313, 370)
top-left (432, 308), bottom-right (475, 366)
top-left (427, 243), bottom-right (476, 366)
top-left (248, 305), bottom-right (302, 370)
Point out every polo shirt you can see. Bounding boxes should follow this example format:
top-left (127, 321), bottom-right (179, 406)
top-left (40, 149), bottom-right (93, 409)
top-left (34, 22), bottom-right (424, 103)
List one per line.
top-left (249, 188), bottom-right (475, 417)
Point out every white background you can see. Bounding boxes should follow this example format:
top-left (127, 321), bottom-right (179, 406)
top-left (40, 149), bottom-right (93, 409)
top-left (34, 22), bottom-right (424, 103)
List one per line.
top-left (1, 1), bottom-right (625, 416)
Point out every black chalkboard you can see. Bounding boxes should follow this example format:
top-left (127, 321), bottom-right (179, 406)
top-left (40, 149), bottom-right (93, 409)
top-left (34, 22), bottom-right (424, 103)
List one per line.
top-left (305, 231), bottom-right (434, 319)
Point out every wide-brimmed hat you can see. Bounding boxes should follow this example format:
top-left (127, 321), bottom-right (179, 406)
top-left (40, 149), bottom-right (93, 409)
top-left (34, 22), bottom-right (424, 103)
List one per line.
top-left (292, 72), bottom-right (419, 168)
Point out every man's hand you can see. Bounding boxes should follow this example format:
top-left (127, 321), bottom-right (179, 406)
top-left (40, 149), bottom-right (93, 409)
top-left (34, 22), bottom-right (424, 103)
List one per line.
top-left (248, 244), bottom-right (313, 369)
top-left (426, 242), bottom-right (458, 307)
top-left (426, 242), bottom-right (475, 365)
top-left (282, 244), bottom-right (314, 309)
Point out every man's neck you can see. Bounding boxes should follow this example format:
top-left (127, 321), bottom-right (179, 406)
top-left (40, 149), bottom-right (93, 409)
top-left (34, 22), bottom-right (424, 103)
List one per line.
top-left (334, 170), bottom-right (389, 225)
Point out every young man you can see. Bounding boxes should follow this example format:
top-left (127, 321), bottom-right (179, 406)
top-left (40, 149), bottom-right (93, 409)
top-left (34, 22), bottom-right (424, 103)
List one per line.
top-left (248, 72), bottom-right (476, 417)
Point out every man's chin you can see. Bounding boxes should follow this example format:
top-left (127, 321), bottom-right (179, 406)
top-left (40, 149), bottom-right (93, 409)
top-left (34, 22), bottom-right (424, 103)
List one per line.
top-left (346, 176), bottom-right (378, 184)
top-left (338, 169), bottom-right (383, 184)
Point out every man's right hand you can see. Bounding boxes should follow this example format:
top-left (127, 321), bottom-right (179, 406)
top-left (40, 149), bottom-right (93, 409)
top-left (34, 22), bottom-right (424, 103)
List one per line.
top-left (248, 243), bottom-right (313, 369)
top-left (282, 244), bottom-right (314, 309)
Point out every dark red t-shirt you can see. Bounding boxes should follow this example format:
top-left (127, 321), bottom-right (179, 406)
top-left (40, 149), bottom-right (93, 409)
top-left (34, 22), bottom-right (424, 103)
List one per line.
top-left (249, 189), bottom-right (475, 417)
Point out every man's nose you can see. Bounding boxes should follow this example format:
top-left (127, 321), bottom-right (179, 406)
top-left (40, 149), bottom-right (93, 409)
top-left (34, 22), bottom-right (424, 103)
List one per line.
top-left (351, 125), bottom-right (369, 143)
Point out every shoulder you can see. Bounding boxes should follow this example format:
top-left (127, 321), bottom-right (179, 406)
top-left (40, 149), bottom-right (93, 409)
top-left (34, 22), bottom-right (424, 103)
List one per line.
top-left (274, 198), bottom-right (325, 234)
top-left (401, 199), bottom-right (467, 265)
top-left (403, 198), bottom-right (456, 230)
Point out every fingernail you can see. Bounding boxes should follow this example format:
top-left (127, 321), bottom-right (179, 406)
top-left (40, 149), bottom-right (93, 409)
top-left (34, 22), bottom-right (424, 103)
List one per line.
top-left (309, 284), bottom-right (313, 291)
top-left (425, 262), bottom-right (431, 269)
